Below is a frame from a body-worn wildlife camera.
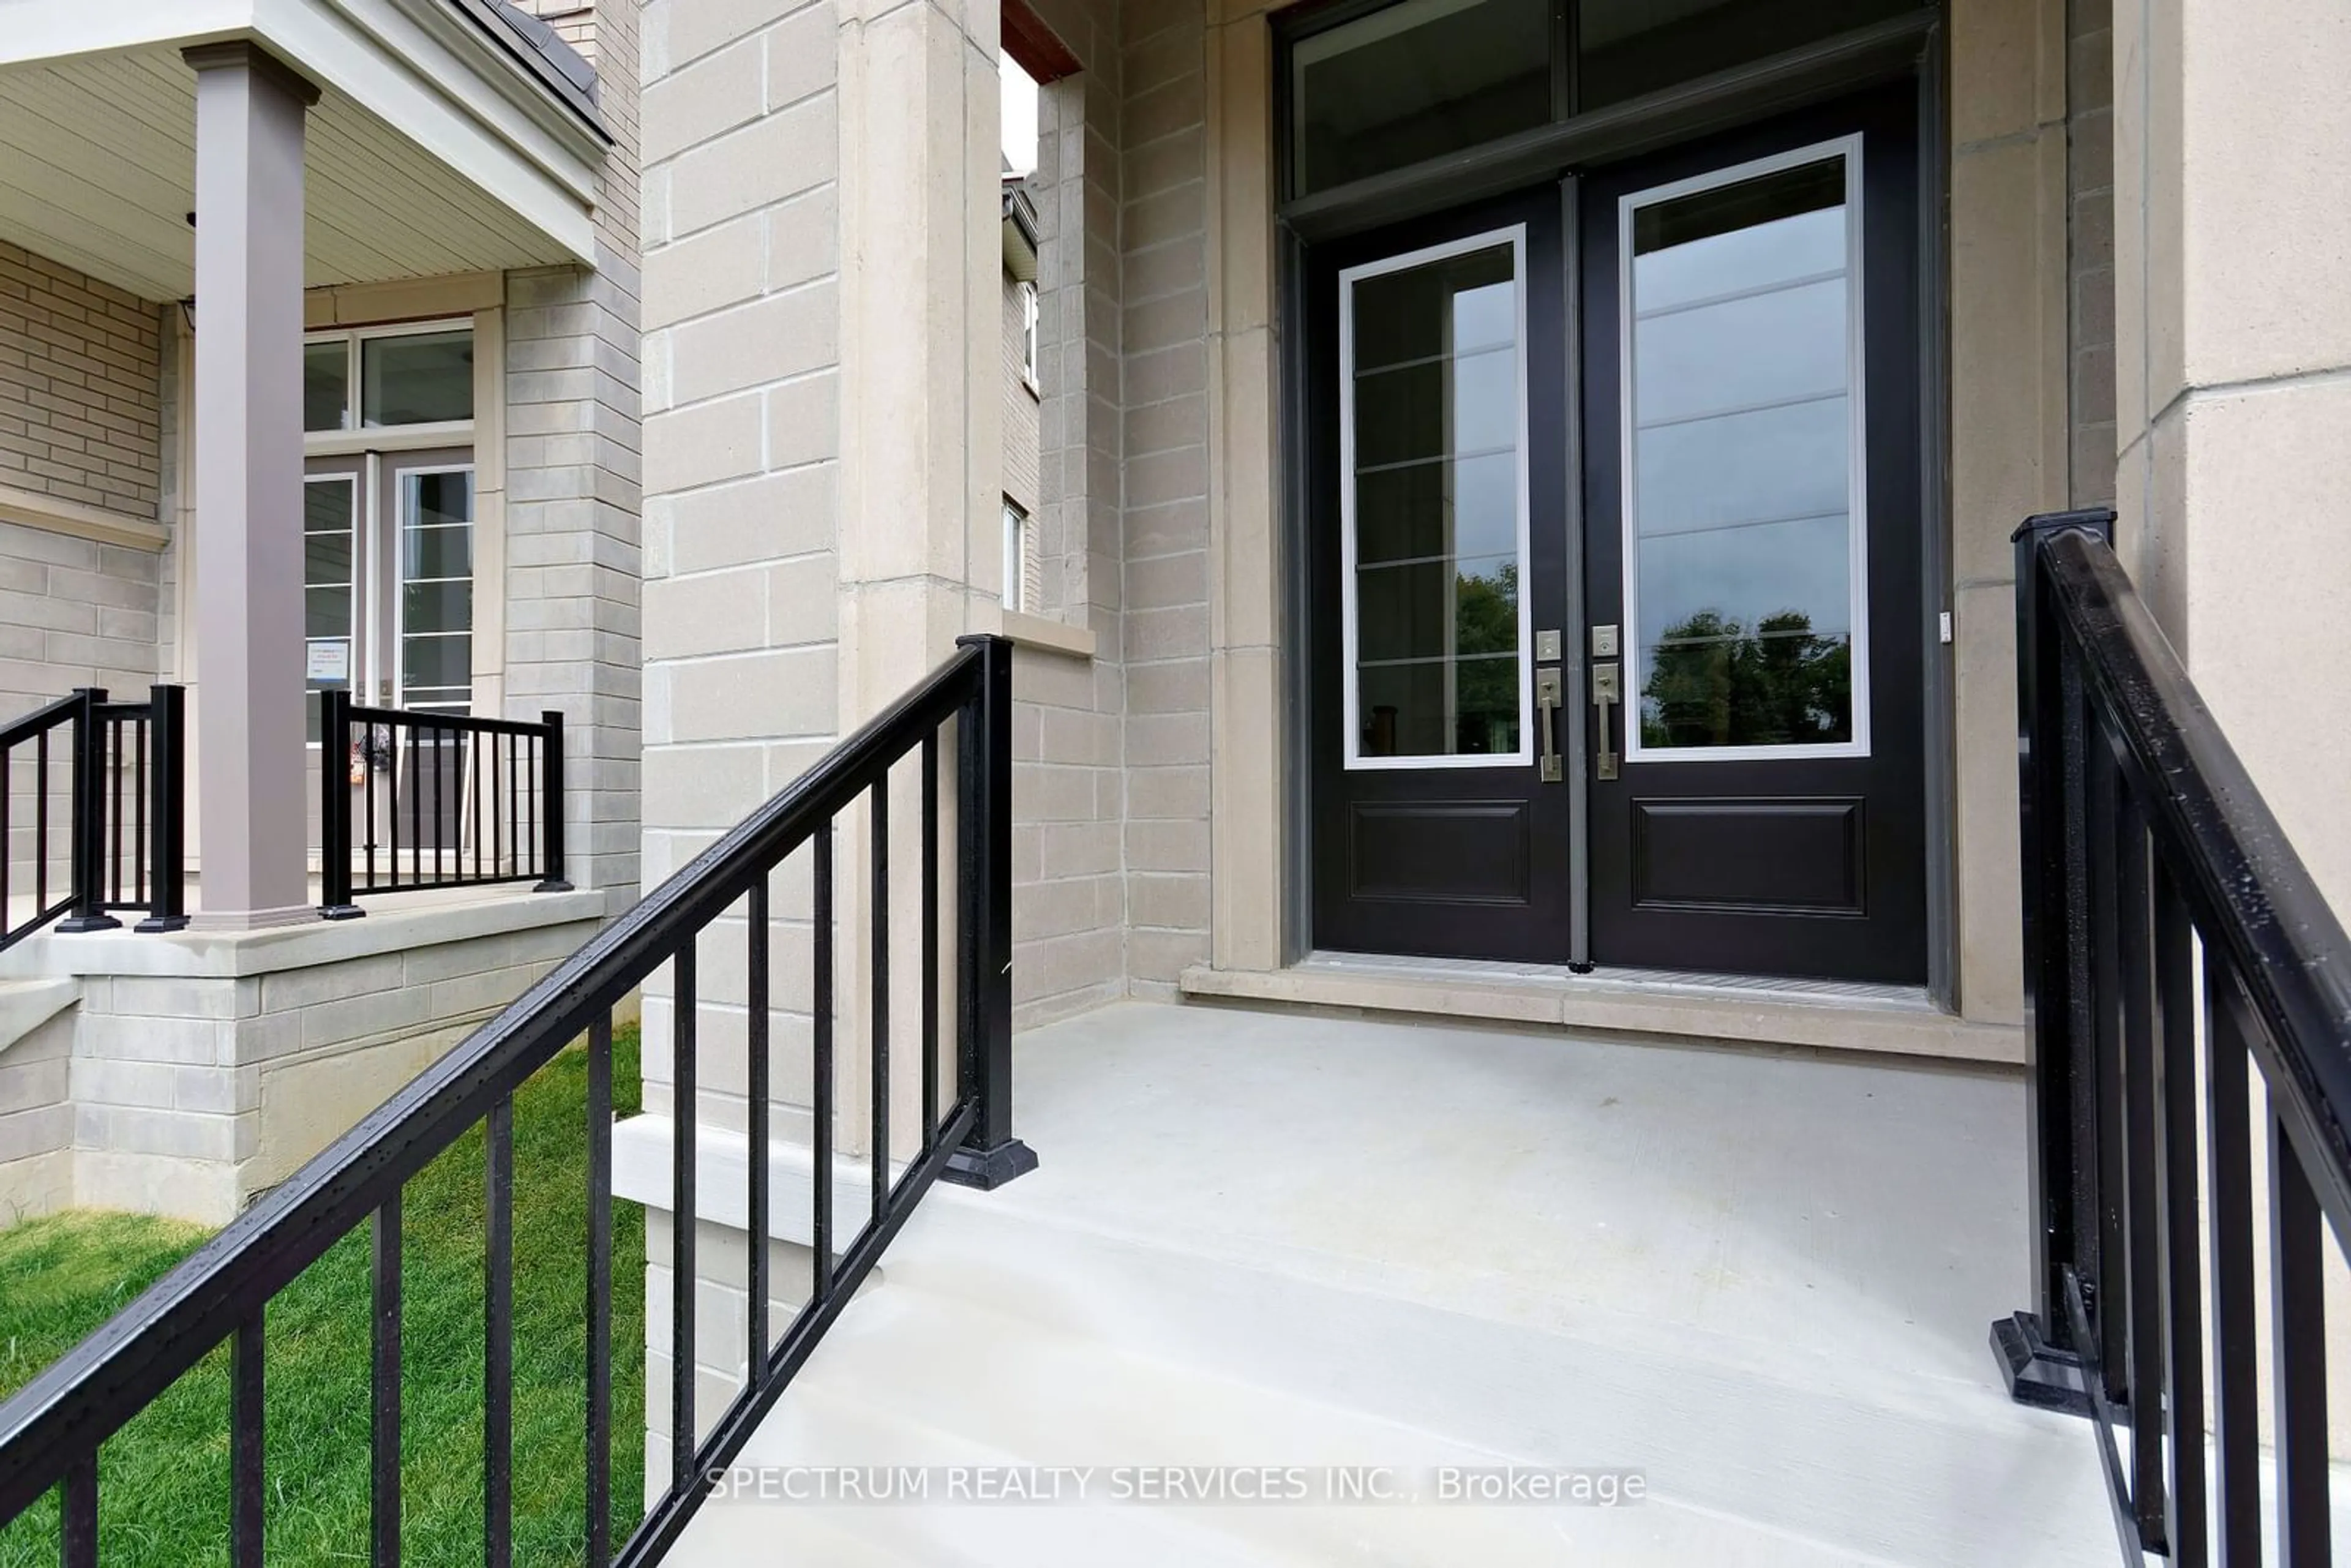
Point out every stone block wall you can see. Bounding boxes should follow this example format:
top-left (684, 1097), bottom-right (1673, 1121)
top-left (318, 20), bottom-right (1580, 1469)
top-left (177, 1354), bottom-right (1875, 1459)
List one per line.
top-left (50, 902), bottom-right (604, 1223)
top-left (504, 0), bottom-right (648, 905)
top-left (1014, 0), bottom-right (1128, 1027)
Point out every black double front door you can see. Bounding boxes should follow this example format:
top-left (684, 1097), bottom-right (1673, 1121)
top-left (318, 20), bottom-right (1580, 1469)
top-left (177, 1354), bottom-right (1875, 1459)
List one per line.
top-left (1310, 86), bottom-right (1929, 985)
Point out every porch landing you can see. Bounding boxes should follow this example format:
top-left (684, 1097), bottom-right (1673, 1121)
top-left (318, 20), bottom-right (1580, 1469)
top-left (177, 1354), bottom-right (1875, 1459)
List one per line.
top-left (682, 1002), bottom-right (2113, 1564)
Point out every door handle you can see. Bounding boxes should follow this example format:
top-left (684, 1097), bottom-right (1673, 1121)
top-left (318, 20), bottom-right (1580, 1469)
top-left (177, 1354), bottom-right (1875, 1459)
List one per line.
top-left (1591, 661), bottom-right (1621, 781)
top-left (1535, 667), bottom-right (1564, 783)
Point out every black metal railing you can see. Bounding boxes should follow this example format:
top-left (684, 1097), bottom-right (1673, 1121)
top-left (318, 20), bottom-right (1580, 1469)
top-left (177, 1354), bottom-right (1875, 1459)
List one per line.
top-left (0, 634), bottom-right (1033, 1567)
top-left (1995, 509), bottom-right (2351, 1563)
top-left (320, 691), bottom-right (570, 917)
top-left (0, 685), bottom-right (186, 950)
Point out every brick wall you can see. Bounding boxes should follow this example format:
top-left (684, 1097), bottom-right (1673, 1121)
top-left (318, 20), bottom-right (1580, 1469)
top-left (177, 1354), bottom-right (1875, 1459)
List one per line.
top-left (0, 243), bottom-right (165, 716)
top-left (0, 242), bottom-right (160, 518)
top-left (1002, 265), bottom-right (1040, 519)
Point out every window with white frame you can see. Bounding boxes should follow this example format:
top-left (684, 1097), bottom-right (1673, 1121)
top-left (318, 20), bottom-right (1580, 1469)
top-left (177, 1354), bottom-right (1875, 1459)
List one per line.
top-left (1002, 499), bottom-right (1033, 614)
top-left (1019, 281), bottom-right (1040, 392)
top-left (301, 321), bottom-right (479, 737)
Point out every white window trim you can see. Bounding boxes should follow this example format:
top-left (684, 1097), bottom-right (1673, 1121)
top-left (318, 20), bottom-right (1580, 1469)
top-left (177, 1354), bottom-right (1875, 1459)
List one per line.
top-left (1338, 224), bottom-right (1534, 771)
top-left (1019, 281), bottom-right (1041, 397)
top-left (1002, 497), bottom-right (1030, 615)
top-left (304, 317), bottom-right (478, 452)
top-left (387, 458), bottom-right (479, 715)
top-left (1618, 134), bottom-right (1871, 765)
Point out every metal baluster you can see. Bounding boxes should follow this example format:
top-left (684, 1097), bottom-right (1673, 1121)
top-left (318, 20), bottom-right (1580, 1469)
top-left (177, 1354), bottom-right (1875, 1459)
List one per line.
top-left (921, 733), bottom-right (939, 1147)
top-left (470, 733), bottom-right (482, 886)
top-left (133, 715), bottom-right (147, 905)
top-left (386, 724), bottom-right (402, 891)
top-left (363, 716), bottom-right (378, 893)
top-left (2086, 734), bottom-right (2128, 1403)
top-left (812, 821), bottom-right (834, 1300)
top-left (672, 943), bottom-right (697, 1488)
top-left (2115, 792), bottom-right (2165, 1550)
top-left (61, 1453), bottom-right (96, 1568)
top-left (2271, 1103), bottom-right (2331, 1567)
top-left (2153, 868), bottom-right (2207, 1567)
top-left (4, 745), bottom-right (14, 939)
top-left (870, 779), bottom-right (889, 1224)
top-left (36, 729), bottom-right (48, 914)
top-left (2205, 966), bottom-right (2261, 1565)
top-left (585, 1014), bottom-right (613, 1568)
top-left (230, 1313), bottom-right (264, 1568)
top-left (486, 1093), bottom-right (514, 1568)
top-left (372, 1194), bottom-right (402, 1568)
top-left (747, 877), bottom-right (770, 1386)
top-left (409, 722), bottom-right (422, 889)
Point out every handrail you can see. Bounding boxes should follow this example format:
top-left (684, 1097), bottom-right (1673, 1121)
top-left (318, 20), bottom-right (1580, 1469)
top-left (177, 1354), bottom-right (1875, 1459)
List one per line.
top-left (1996, 509), bottom-right (2351, 1562)
top-left (0, 685), bottom-right (186, 950)
top-left (319, 692), bottom-right (570, 915)
top-left (2039, 525), bottom-right (2351, 1220)
top-left (0, 635), bottom-right (1033, 1566)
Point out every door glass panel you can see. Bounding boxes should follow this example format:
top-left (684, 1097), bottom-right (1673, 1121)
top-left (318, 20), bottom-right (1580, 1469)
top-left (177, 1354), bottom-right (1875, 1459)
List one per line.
top-left (398, 468), bottom-right (474, 715)
top-left (304, 478), bottom-right (356, 745)
top-left (362, 331), bottom-right (474, 427)
top-left (1578, 0), bottom-right (1922, 112)
top-left (1622, 149), bottom-right (1861, 756)
top-left (1292, 0), bottom-right (1552, 197)
top-left (1345, 234), bottom-right (1525, 765)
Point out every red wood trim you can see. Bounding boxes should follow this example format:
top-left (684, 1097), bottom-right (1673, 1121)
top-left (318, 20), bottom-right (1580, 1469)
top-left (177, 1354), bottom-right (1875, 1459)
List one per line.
top-left (1003, 0), bottom-right (1083, 84)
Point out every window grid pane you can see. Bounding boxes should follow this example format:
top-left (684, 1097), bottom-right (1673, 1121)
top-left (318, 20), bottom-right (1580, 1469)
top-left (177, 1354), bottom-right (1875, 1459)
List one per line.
top-left (1345, 235), bottom-right (1525, 766)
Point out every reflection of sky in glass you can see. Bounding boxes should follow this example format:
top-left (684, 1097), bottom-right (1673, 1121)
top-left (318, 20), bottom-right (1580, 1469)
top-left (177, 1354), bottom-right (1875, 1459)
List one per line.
top-left (1629, 162), bottom-right (1856, 727)
top-left (1349, 244), bottom-right (1524, 759)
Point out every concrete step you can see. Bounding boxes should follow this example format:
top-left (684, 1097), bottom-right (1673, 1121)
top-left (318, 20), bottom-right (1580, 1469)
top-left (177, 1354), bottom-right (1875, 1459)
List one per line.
top-left (866, 1190), bottom-right (2116, 1567)
top-left (709, 1276), bottom-right (1896, 1567)
top-left (0, 975), bottom-right (76, 1059)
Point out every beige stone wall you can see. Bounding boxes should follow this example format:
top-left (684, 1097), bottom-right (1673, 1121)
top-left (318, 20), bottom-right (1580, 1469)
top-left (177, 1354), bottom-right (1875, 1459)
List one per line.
top-left (2067, 0), bottom-right (2115, 509)
top-left (1013, 0), bottom-right (1130, 1027)
top-left (503, 0), bottom-right (647, 902)
top-left (1946, 0), bottom-right (2074, 1025)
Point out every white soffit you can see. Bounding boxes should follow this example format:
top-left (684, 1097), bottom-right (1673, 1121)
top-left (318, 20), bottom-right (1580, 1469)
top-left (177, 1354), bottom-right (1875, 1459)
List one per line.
top-left (0, 0), bottom-right (601, 302)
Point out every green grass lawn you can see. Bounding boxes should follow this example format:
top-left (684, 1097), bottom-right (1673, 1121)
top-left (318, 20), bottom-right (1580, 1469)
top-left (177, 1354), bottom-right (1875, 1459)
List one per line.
top-left (0, 1027), bottom-right (646, 1567)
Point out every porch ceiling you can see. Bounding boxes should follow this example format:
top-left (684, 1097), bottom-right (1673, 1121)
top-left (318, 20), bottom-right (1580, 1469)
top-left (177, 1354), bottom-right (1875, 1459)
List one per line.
top-left (0, 46), bottom-right (582, 304)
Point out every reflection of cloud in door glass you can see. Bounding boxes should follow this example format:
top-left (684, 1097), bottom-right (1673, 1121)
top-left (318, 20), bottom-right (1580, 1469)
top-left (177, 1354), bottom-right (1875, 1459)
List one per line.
top-left (1636, 207), bottom-right (1843, 311)
top-left (1452, 280), bottom-right (1515, 353)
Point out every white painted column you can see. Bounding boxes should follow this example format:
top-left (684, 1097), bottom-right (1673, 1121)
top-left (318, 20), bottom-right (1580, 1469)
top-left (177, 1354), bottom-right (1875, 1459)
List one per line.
top-left (184, 42), bottom-right (319, 928)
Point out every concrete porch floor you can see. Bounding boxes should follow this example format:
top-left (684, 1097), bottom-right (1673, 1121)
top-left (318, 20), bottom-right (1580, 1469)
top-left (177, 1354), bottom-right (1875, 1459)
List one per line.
top-left (678, 1001), bottom-right (2146, 1564)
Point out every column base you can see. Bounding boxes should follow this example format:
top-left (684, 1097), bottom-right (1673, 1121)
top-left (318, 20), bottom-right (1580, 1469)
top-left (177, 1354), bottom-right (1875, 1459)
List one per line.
top-left (940, 1137), bottom-right (1038, 1190)
top-left (54, 913), bottom-right (124, 934)
top-left (1990, 1310), bottom-right (2091, 1418)
top-left (189, 904), bottom-right (320, 933)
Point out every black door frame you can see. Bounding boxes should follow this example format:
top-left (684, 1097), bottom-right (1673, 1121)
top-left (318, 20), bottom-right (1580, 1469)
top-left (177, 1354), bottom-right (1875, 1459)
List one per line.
top-left (1273, 5), bottom-right (1955, 1002)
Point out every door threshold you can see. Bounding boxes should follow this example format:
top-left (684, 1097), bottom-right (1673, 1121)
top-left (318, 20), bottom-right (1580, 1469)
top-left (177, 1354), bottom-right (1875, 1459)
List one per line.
top-left (1177, 953), bottom-right (2021, 1066)
top-left (1300, 950), bottom-right (1932, 1008)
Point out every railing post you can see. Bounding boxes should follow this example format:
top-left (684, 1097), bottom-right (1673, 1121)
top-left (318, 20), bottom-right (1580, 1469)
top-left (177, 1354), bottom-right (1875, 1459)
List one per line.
top-left (56, 688), bottom-right (120, 934)
top-left (1992, 506), bottom-right (2115, 1416)
top-left (533, 710), bottom-right (572, 893)
top-left (942, 633), bottom-right (1035, 1190)
top-left (319, 688), bottom-right (364, 920)
top-left (135, 685), bottom-right (189, 932)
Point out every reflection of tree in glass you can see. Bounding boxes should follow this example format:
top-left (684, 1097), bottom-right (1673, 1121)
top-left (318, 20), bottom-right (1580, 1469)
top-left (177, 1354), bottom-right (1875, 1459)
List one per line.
top-left (1640, 609), bottom-right (1850, 748)
top-left (1453, 561), bottom-right (1520, 753)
